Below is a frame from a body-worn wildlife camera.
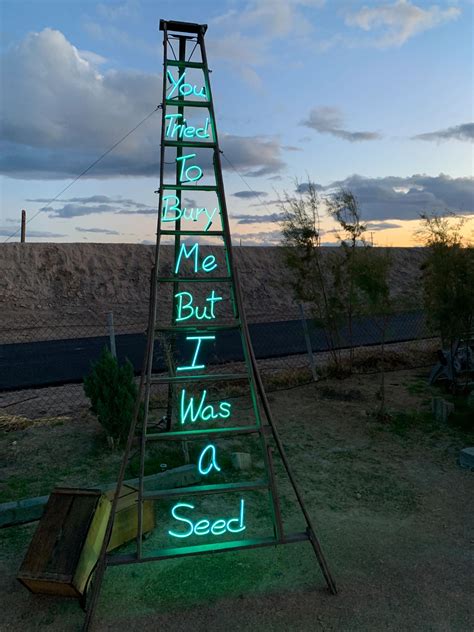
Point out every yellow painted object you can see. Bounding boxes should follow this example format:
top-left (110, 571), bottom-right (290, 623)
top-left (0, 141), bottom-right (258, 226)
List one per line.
top-left (17, 485), bottom-right (154, 597)
top-left (106, 484), bottom-right (155, 552)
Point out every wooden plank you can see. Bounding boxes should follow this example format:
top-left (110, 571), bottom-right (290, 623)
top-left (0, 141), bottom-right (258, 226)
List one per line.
top-left (45, 492), bottom-right (99, 578)
top-left (17, 488), bottom-right (102, 595)
top-left (18, 492), bottom-right (74, 577)
top-left (74, 495), bottom-right (111, 595)
top-left (106, 485), bottom-right (155, 552)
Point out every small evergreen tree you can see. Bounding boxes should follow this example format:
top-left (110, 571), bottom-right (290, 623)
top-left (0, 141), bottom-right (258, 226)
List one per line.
top-left (83, 347), bottom-right (138, 447)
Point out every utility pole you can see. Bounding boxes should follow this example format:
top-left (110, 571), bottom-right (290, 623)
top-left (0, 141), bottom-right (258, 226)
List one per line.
top-left (21, 210), bottom-right (26, 243)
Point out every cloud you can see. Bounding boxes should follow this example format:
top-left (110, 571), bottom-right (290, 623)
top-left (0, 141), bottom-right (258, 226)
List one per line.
top-left (283, 145), bottom-right (302, 151)
top-left (116, 208), bottom-right (156, 215)
top-left (221, 134), bottom-right (286, 176)
top-left (1, 29), bottom-right (287, 180)
top-left (0, 227), bottom-right (66, 238)
top-left (345, 0), bottom-right (460, 48)
top-left (96, 0), bottom-right (140, 21)
top-left (209, 0), bottom-right (325, 86)
top-left (1, 28), bottom-right (161, 180)
top-left (366, 221), bottom-right (403, 231)
top-left (213, 0), bottom-right (325, 40)
top-left (232, 190), bottom-right (268, 199)
top-left (231, 229), bottom-right (282, 246)
top-left (77, 49), bottom-right (107, 66)
top-left (301, 107), bottom-right (381, 142)
top-left (27, 195), bottom-right (149, 207)
top-left (412, 122), bottom-right (474, 143)
top-left (75, 227), bottom-right (120, 235)
top-left (39, 198), bottom-right (157, 217)
top-left (45, 203), bottom-right (116, 217)
top-left (295, 182), bottom-right (324, 193)
top-left (232, 212), bottom-right (285, 224)
top-left (324, 173), bottom-right (474, 221)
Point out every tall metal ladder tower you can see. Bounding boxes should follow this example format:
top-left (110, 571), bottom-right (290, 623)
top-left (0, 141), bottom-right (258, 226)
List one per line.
top-left (83, 19), bottom-right (336, 631)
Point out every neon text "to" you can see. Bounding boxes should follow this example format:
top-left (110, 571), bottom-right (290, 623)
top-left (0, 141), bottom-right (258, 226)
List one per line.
top-left (176, 153), bottom-right (202, 183)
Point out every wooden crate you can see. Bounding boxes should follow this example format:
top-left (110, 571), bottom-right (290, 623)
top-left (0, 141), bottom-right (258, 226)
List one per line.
top-left (17, 485), bottom-right (155, 597)
top-left (106, 484), bottom-right (155, 552)
top-left (17, 488), bottom-right (110, 597)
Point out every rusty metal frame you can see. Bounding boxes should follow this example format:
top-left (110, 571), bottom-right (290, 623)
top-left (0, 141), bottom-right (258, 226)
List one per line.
top-left (82, 19), bottom-right (336, 631)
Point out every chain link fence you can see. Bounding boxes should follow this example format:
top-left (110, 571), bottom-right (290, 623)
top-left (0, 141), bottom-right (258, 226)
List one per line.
top-left (0, 304), bottom-right (439, 420)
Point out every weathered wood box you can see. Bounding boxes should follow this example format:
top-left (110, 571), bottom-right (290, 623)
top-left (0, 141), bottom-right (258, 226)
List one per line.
top-left (105, 484), bottom-right (154, 552)
top-left (17, 488), bottom-right (110, 597)
top-left (17, 485), bottom-right (154, 597)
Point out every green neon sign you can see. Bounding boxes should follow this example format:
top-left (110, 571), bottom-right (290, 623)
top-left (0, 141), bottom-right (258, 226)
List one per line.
top-left (165, 113), bottom-right (210, 139)
top-left (162, 195), bottom-right (218, 231)
top-left (168, 499), bottom-right (246, 539)
top-left (167, 70), bottom-right (206, 99)
top-left (197, 444), bottom-right (221, 475)
top-left (174, 242), bottom-right (217, 274)
top-left (180, 388), bottom-right (231, 424)
top-left (176, 335), bottom-right (215, 372)
top-left (175, 290), bottom-right (223, 322)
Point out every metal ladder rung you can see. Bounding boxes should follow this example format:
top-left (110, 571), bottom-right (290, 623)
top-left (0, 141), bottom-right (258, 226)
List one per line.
top-left (156, 276), bottom-right (232, 283)
top-left (107, 534), bottom-right (311, 566)
top-left (161, 184), bottom-right (218, 191)
top-left (155, 323), bottom-right (240, 333)
top-left (167, 60), bottom-right (206, 69)
top-left (143, 479), bottom-right (268, 499)
top-left (165, 99), bottom-right (211, 109)
top-left (150, 372), bottom-right (249, 384)
top-left (163, 140), bottom-right (216, 149)
top-left (145, 425), bottom-right (260, 441)
top-left (160, 230), bottom-right (224, 236)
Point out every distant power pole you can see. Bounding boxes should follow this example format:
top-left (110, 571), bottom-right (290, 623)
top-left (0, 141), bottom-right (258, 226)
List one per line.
top-left (21, 210), bottom-right (26, 243)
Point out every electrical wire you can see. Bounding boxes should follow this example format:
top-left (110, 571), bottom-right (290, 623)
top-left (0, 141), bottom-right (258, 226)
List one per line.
top-left (4, 106), bottom-right (160, 243)
top-left (220, 151), bottom-right (276, 215)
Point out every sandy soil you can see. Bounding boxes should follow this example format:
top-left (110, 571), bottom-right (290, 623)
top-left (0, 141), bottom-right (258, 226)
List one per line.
top-left (1, 244), bottom-right (427, 338)
top-left (0, 367), bottom-right (472, 631)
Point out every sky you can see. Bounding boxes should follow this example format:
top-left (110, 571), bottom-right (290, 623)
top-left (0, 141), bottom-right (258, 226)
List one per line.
top-left (0, 0), bottom-right (473, 246)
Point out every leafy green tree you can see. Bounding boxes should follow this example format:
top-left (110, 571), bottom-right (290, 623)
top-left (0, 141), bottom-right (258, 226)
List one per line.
top-left (84, 347), bottom-right (139, 447)
top-left (280, 180), bottom-right (346, 371)
top-left (327, 189), bottom-right (368, 372)
top-left (419, 213), bottom-right (474, 387)
top-left (352, 247), bottom-right (392, 417)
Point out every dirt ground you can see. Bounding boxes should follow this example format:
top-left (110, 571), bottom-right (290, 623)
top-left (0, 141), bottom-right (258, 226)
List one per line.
top-left (0, 244), bottom-right (426, 339)
top-left (0, 367), bottom-right (472, 631)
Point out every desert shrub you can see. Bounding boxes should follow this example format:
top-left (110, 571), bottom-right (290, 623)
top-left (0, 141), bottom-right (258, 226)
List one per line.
top-left (83, 347), bottom-right (138, 446)
top-left (419, 213), bottom-right (474, 347)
